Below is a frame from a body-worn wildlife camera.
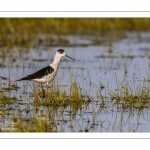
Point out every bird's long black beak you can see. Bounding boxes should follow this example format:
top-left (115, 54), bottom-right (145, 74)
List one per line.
top-left (66, 55), bottom-right (75, 61)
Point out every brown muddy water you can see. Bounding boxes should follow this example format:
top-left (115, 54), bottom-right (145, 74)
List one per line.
top-left (1, 31), bottom-right (150, 132)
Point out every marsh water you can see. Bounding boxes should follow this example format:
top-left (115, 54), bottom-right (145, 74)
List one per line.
top-left (1, 31), bottom-right (150, 132)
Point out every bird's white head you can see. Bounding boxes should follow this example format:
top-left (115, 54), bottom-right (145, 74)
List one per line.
top-left (51, 49), bottom-right (75, 66)
top-left (56, 49), bottom-right (75, 60)
top-left (56, 49), bottom-right (66, 57)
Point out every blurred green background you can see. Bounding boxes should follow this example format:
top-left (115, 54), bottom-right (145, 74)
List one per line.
top-left (1, 18), bottom-right (150, 49)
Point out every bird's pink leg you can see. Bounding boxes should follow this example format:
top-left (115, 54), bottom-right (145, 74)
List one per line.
top-left (34, 83), bottom-right (42, 102)
top-left (45, 83), bottom-right (49, 101)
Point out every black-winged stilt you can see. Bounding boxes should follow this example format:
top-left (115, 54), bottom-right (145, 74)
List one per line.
top-left (16, 49), bottom-right (75, 100)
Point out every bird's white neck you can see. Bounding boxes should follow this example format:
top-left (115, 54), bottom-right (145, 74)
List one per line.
top-left (50, 54), bottom-right (62, 70)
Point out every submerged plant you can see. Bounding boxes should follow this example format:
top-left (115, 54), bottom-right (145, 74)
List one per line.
top-left (107, 80), bottom-right (150, 110)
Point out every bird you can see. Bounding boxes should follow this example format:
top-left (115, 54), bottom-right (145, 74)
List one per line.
top-left (15, 49), bottom-right (75, 100)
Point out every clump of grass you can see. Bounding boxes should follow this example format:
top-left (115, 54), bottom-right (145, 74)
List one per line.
top-left (107, 80), bottom-right (150, 110)
top-left (0, 91), bottom-right (10, 104)
top-left (34, 75), bottom-right (91, 107)
top-left (14, 118), bottom-right (48, 132)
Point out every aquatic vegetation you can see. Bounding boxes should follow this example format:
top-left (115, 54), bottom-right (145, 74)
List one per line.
top-left (34, 74), bottom-right (91, 107)
top-left (0, 91), bottom-right (10, 104)
top-left (1, 73), bottom-right (150, 132)
top-left (107, 79), bottom-right (150, 110)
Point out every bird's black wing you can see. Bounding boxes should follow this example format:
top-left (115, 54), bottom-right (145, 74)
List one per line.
top-left (16, 66), bottom-right (54, 81)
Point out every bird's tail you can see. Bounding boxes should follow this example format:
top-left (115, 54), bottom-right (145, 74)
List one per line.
top-left (14, 78), bottom-right (25, 82)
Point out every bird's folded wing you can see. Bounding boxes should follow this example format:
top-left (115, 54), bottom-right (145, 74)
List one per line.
top-left (16, 66), bottom-right (54, 81)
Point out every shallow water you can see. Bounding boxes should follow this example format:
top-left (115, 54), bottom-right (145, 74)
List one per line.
top-left (1, 31), bottom-right (150, 132)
